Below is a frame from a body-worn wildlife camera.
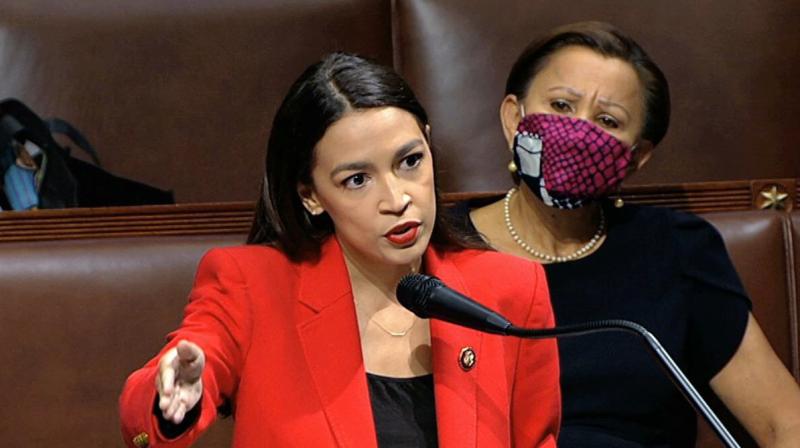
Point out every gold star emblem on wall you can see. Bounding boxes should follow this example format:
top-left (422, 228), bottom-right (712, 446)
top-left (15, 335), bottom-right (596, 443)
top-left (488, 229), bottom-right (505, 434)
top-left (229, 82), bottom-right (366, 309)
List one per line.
top-left (758, 185), bottom-right (789, 210)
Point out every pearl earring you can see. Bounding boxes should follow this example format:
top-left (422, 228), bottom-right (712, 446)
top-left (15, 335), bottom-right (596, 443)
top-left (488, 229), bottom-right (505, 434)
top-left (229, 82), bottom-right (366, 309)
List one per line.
top-left (613, 186), bottom-right (624, 208)
top-left (508, 160), bottom-right (518, 173)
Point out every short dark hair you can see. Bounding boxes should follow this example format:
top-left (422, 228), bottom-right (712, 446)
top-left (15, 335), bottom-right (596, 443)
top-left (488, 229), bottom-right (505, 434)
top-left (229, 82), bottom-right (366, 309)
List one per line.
top-left (506, 21), bottom-right (671, 146)
top-left (248, 52), bottom-right (486, 261)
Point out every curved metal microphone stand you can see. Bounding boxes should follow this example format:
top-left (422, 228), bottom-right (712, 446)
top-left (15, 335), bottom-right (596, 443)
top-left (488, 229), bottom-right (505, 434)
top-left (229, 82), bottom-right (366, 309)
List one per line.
top-left (505, 319), bottom-right (740, 448)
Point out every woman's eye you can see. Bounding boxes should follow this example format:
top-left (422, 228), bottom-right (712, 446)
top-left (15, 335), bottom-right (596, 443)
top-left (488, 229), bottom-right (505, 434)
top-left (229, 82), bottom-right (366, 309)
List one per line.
top-left (598, 115), bottom-right (619, 129)
top-left (342, 173), bottom-right (368, 189)
top-left (550, 100), bottom-right (572, 113)
top-left (400, 153), bottom-right (424, 170)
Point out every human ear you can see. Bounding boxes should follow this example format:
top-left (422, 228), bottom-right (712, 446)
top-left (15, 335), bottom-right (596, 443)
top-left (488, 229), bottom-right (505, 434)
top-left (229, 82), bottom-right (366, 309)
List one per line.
top-left (297, 183), bottom-right (324, 216)
top-left (500, 94), bottom-right (522, 152)
top-left (424, 124), bottom-right (432, 143)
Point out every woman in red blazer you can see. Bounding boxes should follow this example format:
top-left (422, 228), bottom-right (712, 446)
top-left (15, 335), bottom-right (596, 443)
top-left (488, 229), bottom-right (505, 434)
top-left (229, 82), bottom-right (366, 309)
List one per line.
top-left (119, 52), bottom-right (560, 447)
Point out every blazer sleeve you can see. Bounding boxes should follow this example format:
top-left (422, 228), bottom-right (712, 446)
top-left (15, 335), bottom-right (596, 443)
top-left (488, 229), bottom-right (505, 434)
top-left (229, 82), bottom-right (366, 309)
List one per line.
top-left (510, 261), bottom-right (561, 447)
top-left (119, 248), bottom-right (254, 447)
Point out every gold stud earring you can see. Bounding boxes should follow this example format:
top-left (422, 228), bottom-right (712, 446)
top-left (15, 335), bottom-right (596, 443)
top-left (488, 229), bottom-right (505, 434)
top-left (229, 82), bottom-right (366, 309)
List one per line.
top-left (304, 203), bottom-right (323, 216)
top-left (508, 160), bottom-right (518, 173)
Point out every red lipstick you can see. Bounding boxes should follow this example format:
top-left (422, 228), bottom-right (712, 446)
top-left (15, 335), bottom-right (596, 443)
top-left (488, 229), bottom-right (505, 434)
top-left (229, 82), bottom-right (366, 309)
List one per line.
top-left (384, 221), bottom-right (422, 246)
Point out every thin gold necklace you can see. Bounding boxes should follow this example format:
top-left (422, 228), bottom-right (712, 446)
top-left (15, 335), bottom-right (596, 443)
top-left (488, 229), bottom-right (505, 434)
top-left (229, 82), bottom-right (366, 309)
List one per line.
top-left (355, 299), bottom-right (417, 337)
top-left (503, 188), bottom-right (605, 263)
top-left (371, 316), bottom-right (417, 337)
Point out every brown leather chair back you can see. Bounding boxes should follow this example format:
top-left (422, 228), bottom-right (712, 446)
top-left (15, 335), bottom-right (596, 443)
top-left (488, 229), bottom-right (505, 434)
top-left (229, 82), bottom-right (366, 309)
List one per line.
top-left (0, 235), bottom-right (244, 446)
top-left (694, 211), bottom-right (798, 447)
top-left (791, 211), bottom-right (800, 369)
top-left (0, 208), bottom-right (798, 447)
top-left (704, 211), bottom-right (797, 375)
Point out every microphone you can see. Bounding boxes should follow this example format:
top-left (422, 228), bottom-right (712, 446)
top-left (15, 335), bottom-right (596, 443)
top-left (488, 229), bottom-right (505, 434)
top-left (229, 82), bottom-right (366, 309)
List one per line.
top-left (396, 273), bottom-right (512, 334)
top-left (396, 273), bottom-right (741, 448)
top-left (397, 273), bottom-right (636, 339)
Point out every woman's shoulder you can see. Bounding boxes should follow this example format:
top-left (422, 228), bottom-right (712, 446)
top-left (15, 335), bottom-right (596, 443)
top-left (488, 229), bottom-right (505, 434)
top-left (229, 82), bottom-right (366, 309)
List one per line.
top-left (443, 248), bottom-right (545, 291)
top-left (616, 204), bottom-right (741, 278)
top-left (446, 246), bottom-right (538, 268)
top-left (197, 243), bottom-right (296, 275)
top-left (204, 243), bottom-right (289, 260)
top-left (612, 202), bottom-right (698, 224)
top-left (611, 203), bottom-right (719, 241)
top-left (441, 248), bottom-right (550, 322)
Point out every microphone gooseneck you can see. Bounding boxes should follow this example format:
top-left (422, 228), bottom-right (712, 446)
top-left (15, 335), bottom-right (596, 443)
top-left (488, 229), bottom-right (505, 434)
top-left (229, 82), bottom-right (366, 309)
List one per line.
top-left (396, 273), bottom-right (741, 448)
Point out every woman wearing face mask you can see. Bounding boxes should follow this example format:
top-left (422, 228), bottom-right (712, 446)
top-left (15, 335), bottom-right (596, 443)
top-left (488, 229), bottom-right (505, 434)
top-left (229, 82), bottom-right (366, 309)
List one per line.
top-left (469, 22), bottom-right (800, 447)
top-left (119, 52), bottom-right (560, 448)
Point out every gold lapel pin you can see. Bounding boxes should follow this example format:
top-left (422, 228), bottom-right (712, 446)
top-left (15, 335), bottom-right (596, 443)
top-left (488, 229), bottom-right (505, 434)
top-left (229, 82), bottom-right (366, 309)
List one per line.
top-left (459, 346), bottom-right (476, 371)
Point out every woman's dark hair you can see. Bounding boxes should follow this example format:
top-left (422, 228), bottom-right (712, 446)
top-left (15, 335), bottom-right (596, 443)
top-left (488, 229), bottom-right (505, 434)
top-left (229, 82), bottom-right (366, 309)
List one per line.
top-left (248, 52), bottom-right (486, 261)
top-left (506, 21), bottom-right (671, 146)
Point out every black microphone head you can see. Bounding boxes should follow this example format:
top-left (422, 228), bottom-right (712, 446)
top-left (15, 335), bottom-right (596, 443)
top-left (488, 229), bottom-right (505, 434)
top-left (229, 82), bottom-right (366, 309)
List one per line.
top-left (397, 273), bottom-right (442, 318)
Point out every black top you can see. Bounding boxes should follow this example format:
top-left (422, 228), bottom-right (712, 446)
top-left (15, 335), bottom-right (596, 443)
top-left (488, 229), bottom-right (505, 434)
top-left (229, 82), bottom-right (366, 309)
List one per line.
top-left (155, 374), bottom-right (440, 445)
top-left (460, 202), bottom-right (751, 447)
top-left (367, 373), bottom-right (439, 448)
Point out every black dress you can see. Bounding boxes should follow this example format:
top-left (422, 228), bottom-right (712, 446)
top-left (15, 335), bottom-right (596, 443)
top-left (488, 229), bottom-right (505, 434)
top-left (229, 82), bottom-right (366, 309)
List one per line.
top-left (463, 202), bottom-right (751, 447)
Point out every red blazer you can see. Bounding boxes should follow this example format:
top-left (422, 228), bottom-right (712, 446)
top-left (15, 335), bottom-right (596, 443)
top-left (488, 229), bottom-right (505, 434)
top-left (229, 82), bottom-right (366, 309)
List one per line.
top-left (120, 238), bottom-right (560, 447)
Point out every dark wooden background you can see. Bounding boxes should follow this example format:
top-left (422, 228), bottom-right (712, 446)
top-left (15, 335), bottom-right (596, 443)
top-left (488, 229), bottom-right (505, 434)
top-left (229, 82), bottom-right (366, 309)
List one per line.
top-left (1, 0), bottom-right (797, 203)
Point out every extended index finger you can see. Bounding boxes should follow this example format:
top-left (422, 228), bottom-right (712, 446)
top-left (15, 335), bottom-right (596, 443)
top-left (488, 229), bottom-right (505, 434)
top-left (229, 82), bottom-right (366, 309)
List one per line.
top-left (157, 349), bottom-right (179, 397)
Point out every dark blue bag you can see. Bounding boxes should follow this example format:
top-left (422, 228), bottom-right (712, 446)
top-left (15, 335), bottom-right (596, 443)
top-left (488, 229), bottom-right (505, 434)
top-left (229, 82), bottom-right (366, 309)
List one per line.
top-left (0, 98), bottom-right (173, 210)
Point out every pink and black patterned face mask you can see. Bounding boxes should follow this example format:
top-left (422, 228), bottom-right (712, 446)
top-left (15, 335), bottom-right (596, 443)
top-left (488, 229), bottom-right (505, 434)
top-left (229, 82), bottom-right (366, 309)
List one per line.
top-left (513, 113), bottom-right (634, 210)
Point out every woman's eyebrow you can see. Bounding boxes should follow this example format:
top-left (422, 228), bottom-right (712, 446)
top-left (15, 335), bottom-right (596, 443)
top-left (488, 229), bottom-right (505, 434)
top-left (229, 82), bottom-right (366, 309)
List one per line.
top-left (331, 161), bottom-right (372, 178)
top-left (597, 98), bottom-right (631, 119)
top-left (329, 139), bottom-right (423, 179)
top-left (394, 139), bottom-right (424, 159)
top-left (547, 86), bottom-right (584, 97)
top-left (548, 86), bottom-right (631, 119)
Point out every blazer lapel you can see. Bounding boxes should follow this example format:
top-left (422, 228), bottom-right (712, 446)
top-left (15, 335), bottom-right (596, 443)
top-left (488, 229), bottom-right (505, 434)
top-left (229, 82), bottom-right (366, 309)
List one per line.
top-left (294, 241), bottom-right (482, 447)
top-left (296, 238), bottom-right (377, 448)
top-left (426, 248), bottom-right (482, 448)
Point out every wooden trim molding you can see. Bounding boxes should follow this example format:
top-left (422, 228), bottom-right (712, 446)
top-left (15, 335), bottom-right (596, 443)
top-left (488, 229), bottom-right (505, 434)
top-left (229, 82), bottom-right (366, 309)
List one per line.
top-left (796, 180), bottom-right (800, 208)
top-left (0, 178), bottom-right (796, 243)
top-left (623, 178), bottom-right (794, 213)
top-left (0, 202), bottom-right (255, 242)
top-left (444, 178), bottom-right (796, 214)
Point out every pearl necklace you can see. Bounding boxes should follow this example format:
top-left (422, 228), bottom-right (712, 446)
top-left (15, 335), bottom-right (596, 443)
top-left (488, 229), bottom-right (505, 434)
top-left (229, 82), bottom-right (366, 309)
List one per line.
top-left (503, 188), bottom-right (605, 263)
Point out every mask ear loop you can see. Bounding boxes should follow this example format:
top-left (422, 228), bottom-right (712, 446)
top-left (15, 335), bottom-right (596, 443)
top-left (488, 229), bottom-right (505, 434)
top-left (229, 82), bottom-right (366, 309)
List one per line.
top-left (614, 140), bottom-right (640, 208)
top-left (507, 103), bottom-right (527, 174)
